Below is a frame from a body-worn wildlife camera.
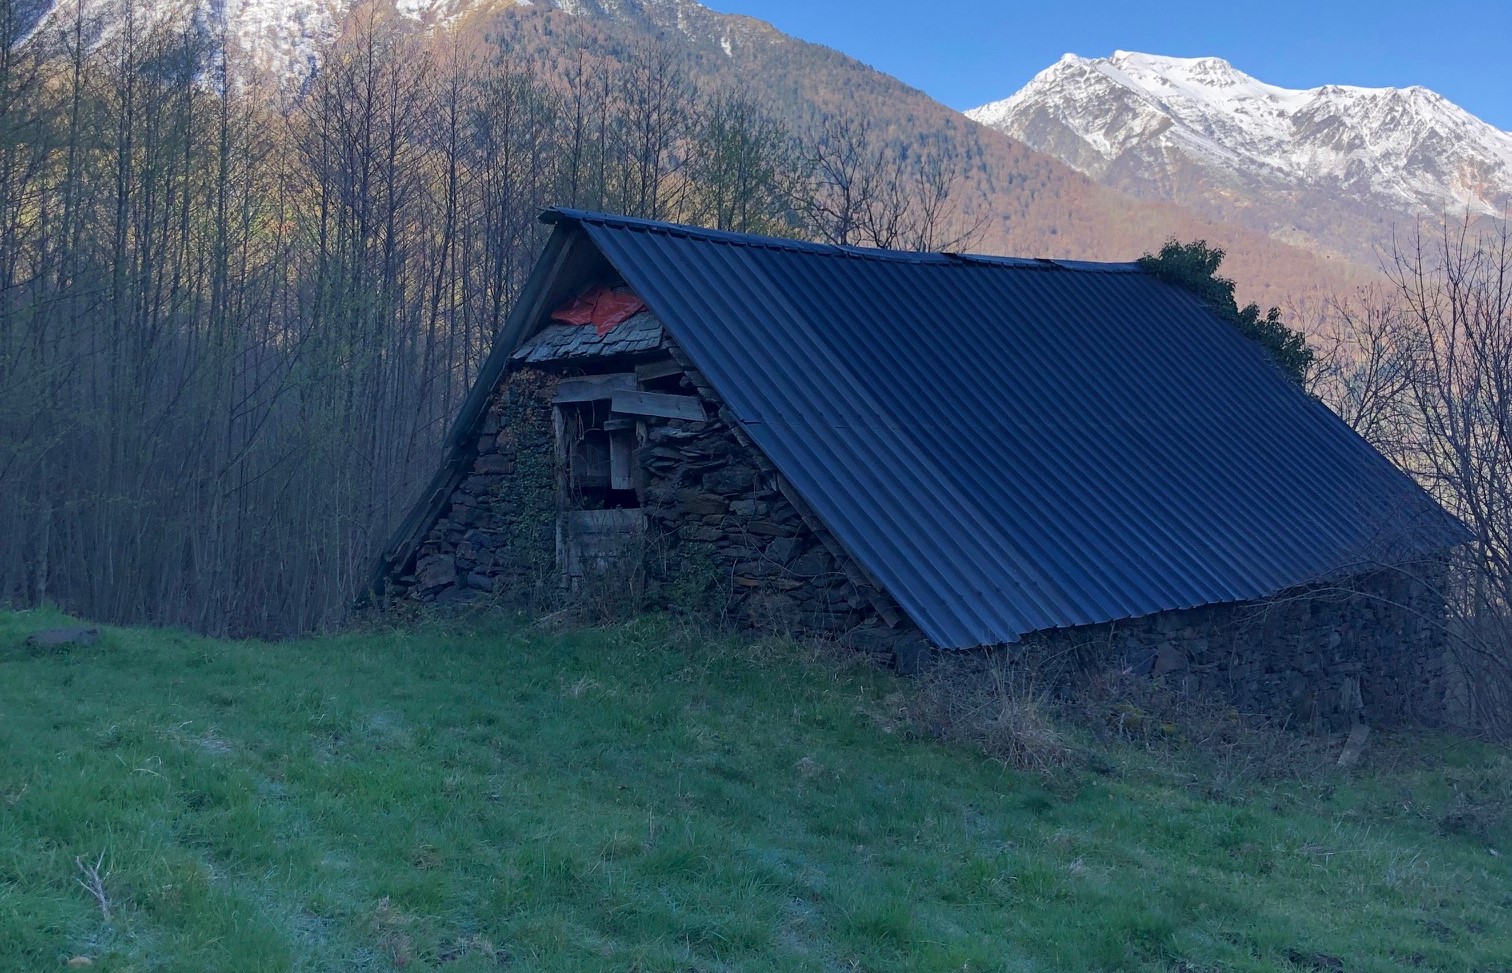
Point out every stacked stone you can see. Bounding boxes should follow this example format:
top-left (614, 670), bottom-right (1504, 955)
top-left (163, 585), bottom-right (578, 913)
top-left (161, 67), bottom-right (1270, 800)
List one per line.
top-left (390, 369), bottom-right (889, 639)
top-left (396, 372), bottom-right (560, 606)
top-left (1033, 567), bottom-right (1449, 729)
top-left (637, 420), bottom-right (878, 635)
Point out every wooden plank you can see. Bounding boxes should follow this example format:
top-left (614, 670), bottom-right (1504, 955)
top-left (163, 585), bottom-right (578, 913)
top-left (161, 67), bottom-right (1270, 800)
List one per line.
top-left (568, 509), bottom-right (646, 531)
top-left (1337, 723), bottom-right (1371, 769)
top-left (635, 359), bottom-right (685, 383)
top-left (611, 389), bottom-right (705, 421)
top-left (563, 509), bottom-right (646, 577)
top-left (553, 373), bottom-right (636, 403)
top-left (610, 434), bottom-right (635, 490)
top-left (574, 430), bottom-right (611, 488)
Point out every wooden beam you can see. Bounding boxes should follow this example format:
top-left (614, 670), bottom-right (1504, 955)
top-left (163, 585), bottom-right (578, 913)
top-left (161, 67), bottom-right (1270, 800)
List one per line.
top-left (635, 359), bottom-right (685, 383)
top-left (610, 389), bottom-right (705, 421)
top-left (563, 510), bottom-right (647, 578)
top-left (553, 373), bottom-right (636, 403)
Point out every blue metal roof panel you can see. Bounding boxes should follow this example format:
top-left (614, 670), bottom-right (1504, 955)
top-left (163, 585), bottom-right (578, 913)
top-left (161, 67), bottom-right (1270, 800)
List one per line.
top-left (553, 209), bottom-right (1467, 649)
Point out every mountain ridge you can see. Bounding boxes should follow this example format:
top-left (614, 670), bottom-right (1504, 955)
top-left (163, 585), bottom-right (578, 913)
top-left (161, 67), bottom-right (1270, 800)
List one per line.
top-left (968, 51), bottom-right (1512, 263)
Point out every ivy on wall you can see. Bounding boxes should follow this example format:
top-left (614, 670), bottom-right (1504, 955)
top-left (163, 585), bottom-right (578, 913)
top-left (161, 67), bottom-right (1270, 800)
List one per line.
top-left (487, 369), bottom-right (562, 604)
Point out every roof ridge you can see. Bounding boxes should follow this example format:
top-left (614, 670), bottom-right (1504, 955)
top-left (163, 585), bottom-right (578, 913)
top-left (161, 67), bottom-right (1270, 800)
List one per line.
top-left (542, 208), bottom-right (1144, 272)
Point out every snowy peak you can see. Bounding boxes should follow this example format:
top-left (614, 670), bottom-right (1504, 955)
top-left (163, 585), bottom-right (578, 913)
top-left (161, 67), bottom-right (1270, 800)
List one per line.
top-left (967, 51), bottom-right (1512, 255)
top-left (1104, 51), bottom-right (1270, 95)
top-left (21, 0), bottom-right (653, 89)
top-left (20, 0), bottom-right (767, 96)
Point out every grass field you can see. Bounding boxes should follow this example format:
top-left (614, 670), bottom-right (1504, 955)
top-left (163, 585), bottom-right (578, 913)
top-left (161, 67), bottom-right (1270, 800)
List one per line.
top-left (0, 608), bottom-right (1508, 972)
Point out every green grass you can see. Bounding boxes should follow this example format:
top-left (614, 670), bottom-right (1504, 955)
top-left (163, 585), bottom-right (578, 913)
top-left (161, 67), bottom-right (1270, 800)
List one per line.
top-left (0, 608), bottom-right (1507, 972)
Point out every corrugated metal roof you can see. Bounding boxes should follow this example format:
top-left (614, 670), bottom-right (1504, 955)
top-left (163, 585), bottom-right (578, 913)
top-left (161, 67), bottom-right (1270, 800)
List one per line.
top-left (545, 208), bottom-right (1468, 650)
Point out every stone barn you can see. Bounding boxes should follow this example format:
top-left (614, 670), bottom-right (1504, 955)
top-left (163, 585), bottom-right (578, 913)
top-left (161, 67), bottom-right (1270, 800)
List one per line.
top-left (376, 209), bottom-right (1468, 729)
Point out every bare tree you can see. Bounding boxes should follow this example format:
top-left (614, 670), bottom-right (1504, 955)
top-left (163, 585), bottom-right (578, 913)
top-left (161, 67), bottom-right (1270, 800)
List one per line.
top-left (792, 114), bottom-right (982, 252)
top-left (609, 42), bottom-right (695, 221)
top-left (1312, 219), bottom-right (1512, 735)
top-left (790, 114), bottom-right (882, 246)
top-left (469, 57), bottom-right (559, 339)
top-left (681, 86), bottom-right (797, 235)
top-left (1306, 288), bottom-right (1420, 467)
top-left (0, 20), bottom-right (994, 639)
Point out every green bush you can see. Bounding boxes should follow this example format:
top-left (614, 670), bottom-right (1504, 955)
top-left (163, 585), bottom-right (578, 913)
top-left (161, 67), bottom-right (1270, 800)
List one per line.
top-left (1139, 239), bottom-right (1314, 384)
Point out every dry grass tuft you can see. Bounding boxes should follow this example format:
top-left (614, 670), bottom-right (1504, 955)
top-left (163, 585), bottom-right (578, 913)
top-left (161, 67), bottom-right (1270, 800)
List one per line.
top-left (906, 653), bottom-right (1075, 772)
top-left (1071, 668), bottom-right (1330, 786)
top-left (1435, 757), bottom-right (1512, 843)
top-left (901, 645), bottom-right (1342, 788)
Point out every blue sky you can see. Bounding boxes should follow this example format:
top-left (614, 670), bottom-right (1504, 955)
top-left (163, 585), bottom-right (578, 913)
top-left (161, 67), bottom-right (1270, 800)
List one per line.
top-left (709, 0), bottom-right (1512, 130)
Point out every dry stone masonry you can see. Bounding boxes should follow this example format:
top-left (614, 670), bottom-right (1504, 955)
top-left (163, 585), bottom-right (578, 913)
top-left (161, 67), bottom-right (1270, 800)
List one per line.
top-left (637, 418), bottom-right (882, 637)
top-left (401, 369), bottom-right (561, 607)
top-left (389, 363), bottom-right (893, 643)
top-left (1014, 567), bottom-right (1449, 729)
top-left (390, 354), bottom-right (1450, 728)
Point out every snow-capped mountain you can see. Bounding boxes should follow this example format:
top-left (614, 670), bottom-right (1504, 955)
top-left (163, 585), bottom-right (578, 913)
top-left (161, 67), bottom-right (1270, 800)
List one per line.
top-left (19, 0), bottom-right (734, 90)
top-left (968, 52), bottom-right (1512, 260)
top-left (21, 0), bottom-right (531, 87)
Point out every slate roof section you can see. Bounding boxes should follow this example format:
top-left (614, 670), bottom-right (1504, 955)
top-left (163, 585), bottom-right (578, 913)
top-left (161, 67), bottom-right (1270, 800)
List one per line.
top-left (543, 208), bottom-right (1469, 650)
top-left (512, 310), bottom-right (666, 363)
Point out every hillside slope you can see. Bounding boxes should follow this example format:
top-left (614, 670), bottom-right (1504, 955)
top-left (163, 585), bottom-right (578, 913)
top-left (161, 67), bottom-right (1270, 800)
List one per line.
top-left (1, 611), bottom-right (1507, 972)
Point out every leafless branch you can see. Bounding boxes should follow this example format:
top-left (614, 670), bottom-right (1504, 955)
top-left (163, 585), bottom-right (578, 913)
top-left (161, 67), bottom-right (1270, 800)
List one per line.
top-left (74, 851), bottom-right (111, 924)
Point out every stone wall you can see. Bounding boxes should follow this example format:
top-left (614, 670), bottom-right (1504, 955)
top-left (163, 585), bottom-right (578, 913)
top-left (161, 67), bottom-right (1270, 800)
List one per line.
top-left (388, 366), bottom-right (893, 638)
top-left (637, 418), bottom-right (885, 638)
top-left (392, 369), bottom-right (561, 607)
top-left (1015, 567), bottom-right (1449, 730)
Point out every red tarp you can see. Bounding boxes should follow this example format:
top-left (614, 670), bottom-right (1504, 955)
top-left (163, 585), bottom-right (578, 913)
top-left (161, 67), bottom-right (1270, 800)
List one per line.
top-left (550, 286), bottom-right (648, 335)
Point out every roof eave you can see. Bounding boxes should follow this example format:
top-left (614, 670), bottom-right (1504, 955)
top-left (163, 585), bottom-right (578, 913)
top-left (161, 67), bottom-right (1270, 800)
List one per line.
top-left (362, 221), bottom-right (602, 601)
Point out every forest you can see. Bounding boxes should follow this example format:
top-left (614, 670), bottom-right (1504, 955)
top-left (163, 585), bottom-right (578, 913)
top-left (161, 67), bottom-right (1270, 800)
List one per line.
top-left (0, 5), bottom-right (974, 637)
